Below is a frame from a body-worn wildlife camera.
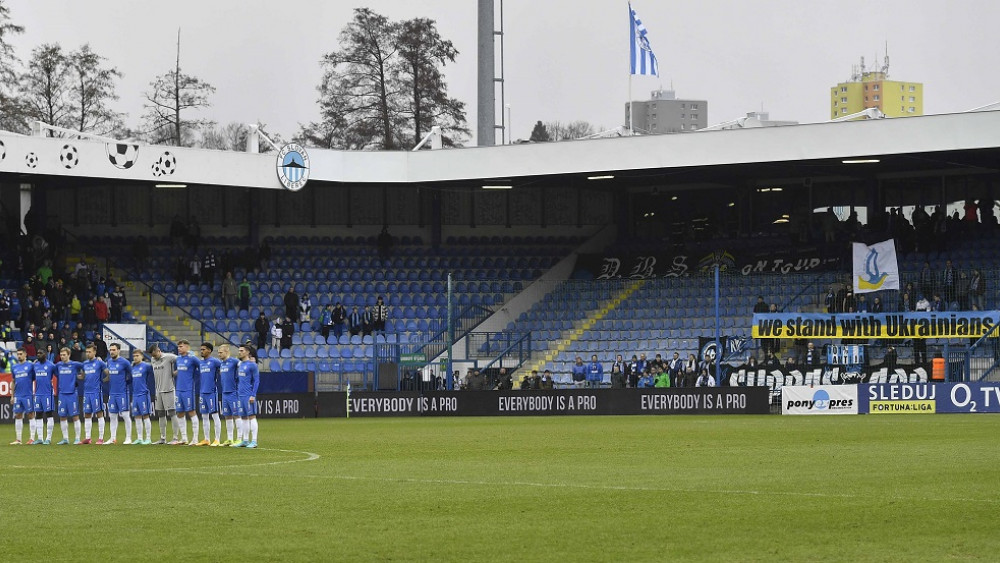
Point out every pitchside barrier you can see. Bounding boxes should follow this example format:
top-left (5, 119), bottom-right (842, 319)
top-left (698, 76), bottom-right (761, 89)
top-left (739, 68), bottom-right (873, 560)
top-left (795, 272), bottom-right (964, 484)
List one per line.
top-left (268, 388), bottom-right (770, 418)
top-left (781, 382), bottom-right (1000, 415)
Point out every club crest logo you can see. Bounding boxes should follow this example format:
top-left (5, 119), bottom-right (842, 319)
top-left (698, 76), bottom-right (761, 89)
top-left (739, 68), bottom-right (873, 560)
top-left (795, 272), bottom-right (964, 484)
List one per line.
top-left (276, 143), bottom-right (309, 191)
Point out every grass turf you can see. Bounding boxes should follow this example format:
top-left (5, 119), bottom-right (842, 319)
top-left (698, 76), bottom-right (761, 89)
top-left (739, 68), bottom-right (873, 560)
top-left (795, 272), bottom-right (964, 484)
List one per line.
top-left (2, 414), bottom-right (998, 562)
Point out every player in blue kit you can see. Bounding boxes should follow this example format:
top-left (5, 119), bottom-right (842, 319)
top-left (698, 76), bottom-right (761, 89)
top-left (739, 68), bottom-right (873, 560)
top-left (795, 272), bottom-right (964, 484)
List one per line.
top-left (217, 344), bottom-right (241, 446)
top-left (105, 343), bottom-right (133, 445)
top-left (232, 344), bottom-right (259, 448)
top-left (81, 344), bottom-right (108, 444)
top-left (55, 347), bottom-right (84, 444)
top-left (173, 340), bottom-right (201, 445)
top-left (32, 351), bottom-right (56, 444)
top-left (196, 342), bottom-right (222, 446)
top-left (9, 349), bottom-right (34, 445)
top-left (130, 348), bottom-right (153, 444)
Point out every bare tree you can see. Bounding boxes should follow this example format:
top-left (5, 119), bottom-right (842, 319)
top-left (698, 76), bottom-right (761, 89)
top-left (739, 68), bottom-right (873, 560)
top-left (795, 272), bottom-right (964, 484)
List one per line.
top-left (19, 43), bottom-right (72, 132)
top-left (67, 44), bottom-right (124, 136)
top-left (396, 18), bottom-right (468, 147)
top-left (299, 9), bottom-right (468, 150)
top-left (202, 121), bottom-right (282, 152)
top-left (306, 8), bottom-right (402, 150)
top-left (141, 30), bottom-right (215, 146)
top-left (0, 0), bottom-right (26, 132)
top-left (545, 120), bottom-right (596, 141)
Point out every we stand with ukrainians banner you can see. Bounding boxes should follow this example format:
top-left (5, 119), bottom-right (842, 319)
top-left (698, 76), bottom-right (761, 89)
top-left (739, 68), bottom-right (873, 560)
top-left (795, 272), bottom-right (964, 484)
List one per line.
top-left (752, 311), bottom-right (999, 340)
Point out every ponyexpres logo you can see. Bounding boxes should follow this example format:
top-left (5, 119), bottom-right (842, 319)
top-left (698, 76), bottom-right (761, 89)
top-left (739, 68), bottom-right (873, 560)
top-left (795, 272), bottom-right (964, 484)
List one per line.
top-left (782, 386), bottom-right (858, 415)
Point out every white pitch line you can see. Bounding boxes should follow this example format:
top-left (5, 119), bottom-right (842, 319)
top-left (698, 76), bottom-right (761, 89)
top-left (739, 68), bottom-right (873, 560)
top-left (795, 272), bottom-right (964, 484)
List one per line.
top-left (2, 448), bottom-right (320, 474)
top-left (155, 470), bottom-right (1000, 505)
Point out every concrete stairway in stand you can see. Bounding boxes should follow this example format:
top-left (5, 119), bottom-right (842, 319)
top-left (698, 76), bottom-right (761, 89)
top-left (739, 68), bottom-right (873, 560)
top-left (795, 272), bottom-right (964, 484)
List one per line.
top-left (110, 266), bottom-right (203, 346)
top-left (516, 279), bottom-right (646, 386)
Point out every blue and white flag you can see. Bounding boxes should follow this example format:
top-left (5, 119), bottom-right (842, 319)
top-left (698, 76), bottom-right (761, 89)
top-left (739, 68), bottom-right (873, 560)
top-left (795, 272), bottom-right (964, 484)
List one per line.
top-left (629, 3), bottom-right (659, 76)
top-left (852, 239), bottom-right (900, 294)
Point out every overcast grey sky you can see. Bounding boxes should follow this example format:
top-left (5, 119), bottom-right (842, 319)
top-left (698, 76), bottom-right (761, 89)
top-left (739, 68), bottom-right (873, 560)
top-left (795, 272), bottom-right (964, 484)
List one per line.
top-left (6, 0), bottom-right (1000, 145)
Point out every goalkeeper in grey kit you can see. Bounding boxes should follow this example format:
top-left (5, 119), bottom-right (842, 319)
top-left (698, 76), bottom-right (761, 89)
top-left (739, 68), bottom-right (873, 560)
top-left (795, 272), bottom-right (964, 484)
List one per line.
top-left (148, 344), bottom-right (183, 444)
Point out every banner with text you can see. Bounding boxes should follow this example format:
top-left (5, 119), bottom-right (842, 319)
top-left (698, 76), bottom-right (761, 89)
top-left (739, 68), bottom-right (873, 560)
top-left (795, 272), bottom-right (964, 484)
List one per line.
top-left (782, 385), bottom-right (858, 415)
top-left (332, 388), bottom-right (769, 417)
top-left (859, 383), bottom-right (1000, 414)
top-left (576, 247), bottom-right (840, 279)
top-left (752, 312), bottom-right (999, 340)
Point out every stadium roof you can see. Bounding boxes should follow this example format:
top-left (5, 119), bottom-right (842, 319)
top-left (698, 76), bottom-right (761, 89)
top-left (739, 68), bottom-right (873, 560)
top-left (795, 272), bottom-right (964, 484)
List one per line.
top-left (1, 110), bottom-right (999, 191)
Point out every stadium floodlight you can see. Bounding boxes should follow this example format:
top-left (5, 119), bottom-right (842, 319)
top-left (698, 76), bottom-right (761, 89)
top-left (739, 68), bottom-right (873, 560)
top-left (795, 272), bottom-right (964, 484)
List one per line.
top-left (482, 184), bottom-right (512, 190)
top-left (842, 159), bottom-right (880, 164)
top-left (587, 175), bottom-right (614, 180)
top-left (154, 184), bottom-right (187, 189)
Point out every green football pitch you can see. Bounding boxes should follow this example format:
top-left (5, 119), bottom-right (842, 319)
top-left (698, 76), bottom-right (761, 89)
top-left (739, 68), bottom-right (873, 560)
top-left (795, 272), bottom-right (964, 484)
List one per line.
top-left (2, 414), bottom-right (998, 562)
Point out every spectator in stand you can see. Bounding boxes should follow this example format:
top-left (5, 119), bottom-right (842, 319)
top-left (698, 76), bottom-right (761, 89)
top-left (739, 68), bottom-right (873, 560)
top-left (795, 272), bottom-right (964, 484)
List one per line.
top-left (68, 333), bottom-right (84, 362)
top-left (83, 299), bottom-right (97, 331)
top-left (110, 286), bottom-right (126, 323)
top-left (571, 356), bottom-right (586, 387)
top-left (898, 292), bottom-right (912, 312)
top-left (238, 277), bottom-right (252, 312)
top-left (803, 342), bottom-right (823, 367)
top-left (932, 293), bottom-right (946, 312)
top-left (637, 371), bottom-right (655, 388)
top-left (94, 296), bottom-right (109, 326)
top-left (270, 317), bottom-right (282, 349)
top-left (611, 354), bottom-right (625, 376)
top-left (222, 272), bottom-right (237, 312)
top-left (753, 296), bottom-right (768, 315)
top-left (683, 353), bottom-right (699, 388)
top-left (188, 254), bottom-right (201, 283)
top-left (667, 352), bottom-right (683, 388)
top-left (957, 270), bottom-right (971, 310)
top-left (93, 333), bottom-right (109, 360)
top-left (970, 268), bottom-right (985, 311)
top-left (254, 312), bottom-right (269, 351)
top-left (523, 369), bottom-right (542, 390)
top-left (283, 287), bottom-right (300, 324)
top-left (762, 350), bottom-right (780, 368)
top-left (373, 296), bottom-right (388, 333)
top-left (23, 335), bottom-right (37, 357)
top-left (280, 317), bottom-right (294, 350)
top-left (332, 302), bottom-right (346, 340)
top-left (540, 370), bottom-right (555, 390)
top-left (319, 305), bottom-right (333, 342)
top-left (856, 294), bottom-right (868, 313)
top-left (653, 366), bottom-right (670, 388)
top-left (824, 285), bottom-right (837, 313)
top-left (695, 369), bottom-right (716, 387)
top-left (883, 346), bottom-right (898, 371)
top-left (348, 306), bottom-right (362, 337)
top-left (361, 305), bottom-right (373, 337)
top-left (585, 354), bottom-right (603, 389)
top-left (299, 293), bottom-right (312, 322)
top-left (871, 296), bottom-right (883, 314)
top-left (602, 360), bottom-right (622, 389)
top-left (202, 251), bottom-right (217, 286)
top-left (648, 353), bottom-right (665, 377)
top-left (625, 354), bottom-right (639, 388)
top-left (841, 290), bottom-right (856, 314)
top-left (940, 260), bottom-right (957, 305)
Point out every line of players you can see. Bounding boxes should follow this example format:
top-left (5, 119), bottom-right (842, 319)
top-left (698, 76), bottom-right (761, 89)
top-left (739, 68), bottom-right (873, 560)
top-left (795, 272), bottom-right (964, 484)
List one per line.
top-left (8, 339), bottom-right (260, 448)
